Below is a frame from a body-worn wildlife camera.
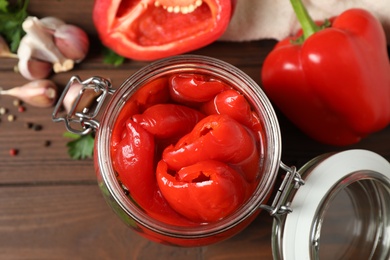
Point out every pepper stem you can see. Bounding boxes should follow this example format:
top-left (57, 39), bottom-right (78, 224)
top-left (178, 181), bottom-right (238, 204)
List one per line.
top-left (290, 0), bottom-right (320, 40)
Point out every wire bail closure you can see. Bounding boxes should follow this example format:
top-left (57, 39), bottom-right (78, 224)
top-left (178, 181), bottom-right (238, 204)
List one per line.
top-left (52, 76), bottom-right (114, 135)
top-left (260, 162), bottom-right (305, 216)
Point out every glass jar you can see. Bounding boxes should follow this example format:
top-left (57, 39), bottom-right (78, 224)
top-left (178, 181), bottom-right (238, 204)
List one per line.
top-left (53, 55), bottom-right (390, 257)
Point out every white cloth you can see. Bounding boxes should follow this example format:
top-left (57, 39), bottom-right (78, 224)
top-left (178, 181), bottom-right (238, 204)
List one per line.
top-left (220, 0), bottom-right (390, 43)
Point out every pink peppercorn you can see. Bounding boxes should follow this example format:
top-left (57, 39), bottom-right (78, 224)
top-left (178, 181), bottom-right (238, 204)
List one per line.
top-left (9, 148), bottom-right (18, 156)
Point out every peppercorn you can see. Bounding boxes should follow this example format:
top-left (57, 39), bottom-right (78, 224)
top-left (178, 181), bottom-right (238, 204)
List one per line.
top-left (13, 99), bottom-right (22, 107)
top-left (24, 122), bottom-right (33, 129)
top-left (9, 148), bottom-right (18, 156)
top-left (7, 114), bottom-right (16, 122)
top-left (33, 124), bottom-right (42, 131)
top-left (18, 106), bottom-right (26, 112)
top-left (0, 107), bottom-right (7, 115)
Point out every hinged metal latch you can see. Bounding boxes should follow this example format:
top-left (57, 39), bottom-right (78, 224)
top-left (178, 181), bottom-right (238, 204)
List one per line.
top-left (260, 162), bottom-right (305, 216)
top-left (52, 76), bottom-right (114, 135)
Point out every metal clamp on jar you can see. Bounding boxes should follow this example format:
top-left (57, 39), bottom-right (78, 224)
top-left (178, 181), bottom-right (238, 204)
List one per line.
top-left (52, 55), bottom-right (390, 259)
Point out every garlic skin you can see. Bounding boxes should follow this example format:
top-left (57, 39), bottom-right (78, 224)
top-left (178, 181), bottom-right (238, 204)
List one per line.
top-left (39, 16), bottom-right (66, 30)
top-left (54, 24), bottom-right (89, 62)
top-left (0, 79), bottom-right (58, 108)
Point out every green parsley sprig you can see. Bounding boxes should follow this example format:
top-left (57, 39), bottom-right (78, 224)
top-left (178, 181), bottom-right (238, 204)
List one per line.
top-left (63, 132), bottom-right (95, 160)
top-left (0, 0), bottom-right (29, 52)
top-left (103, 47), bottom-right (126, 66)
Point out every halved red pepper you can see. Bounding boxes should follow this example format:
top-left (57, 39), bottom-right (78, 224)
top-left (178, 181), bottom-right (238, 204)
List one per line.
top-left (156, 159), bottom-right (248, 222)
top-left (92, 0), bottom-right (232, 61)
top-left (261, 0), bottom-right (390, 146)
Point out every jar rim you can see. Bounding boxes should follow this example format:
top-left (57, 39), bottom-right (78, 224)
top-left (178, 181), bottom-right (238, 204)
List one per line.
top-left (96, 54), bottom-right (282, 237)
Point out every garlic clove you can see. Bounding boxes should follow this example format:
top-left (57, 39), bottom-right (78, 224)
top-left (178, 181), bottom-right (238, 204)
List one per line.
top-left (53, 24), bottom-right (90, 62)
top-left (16, 58), bottom-right (53, 80)
top-left (63, 82), bottom-right (101, 113)
top-left (16, 38), bottom-right (54, 80)
top-left (0, 79), bottom-right (58, 108)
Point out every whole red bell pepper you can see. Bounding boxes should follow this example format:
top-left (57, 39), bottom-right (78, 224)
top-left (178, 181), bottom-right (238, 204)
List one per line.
top-left (261, 0), bottom-right (390, 146)
top-left (92, 0), bottom-right (232, 61)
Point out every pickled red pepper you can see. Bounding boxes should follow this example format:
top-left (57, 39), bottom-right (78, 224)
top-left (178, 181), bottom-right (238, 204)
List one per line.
top-left (110, 73), bottom-right (263, 224)
top-left (261, 0), bottom-right (390, 146)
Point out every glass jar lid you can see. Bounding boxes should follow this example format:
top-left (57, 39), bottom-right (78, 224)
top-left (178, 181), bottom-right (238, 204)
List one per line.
top-left (272, 149), bottom-right (390, 260)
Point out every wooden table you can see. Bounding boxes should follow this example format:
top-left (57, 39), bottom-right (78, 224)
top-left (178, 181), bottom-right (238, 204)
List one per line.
top-left (1, 1), bottom-right (389, 259)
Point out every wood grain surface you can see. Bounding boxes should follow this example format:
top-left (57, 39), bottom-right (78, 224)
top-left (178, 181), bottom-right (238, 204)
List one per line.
top-left (0, 1), bottom-right (389, 259)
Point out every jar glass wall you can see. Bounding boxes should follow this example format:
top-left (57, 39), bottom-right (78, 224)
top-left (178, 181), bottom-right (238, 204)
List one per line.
top-left (312, 171), bottom-right (390, 259)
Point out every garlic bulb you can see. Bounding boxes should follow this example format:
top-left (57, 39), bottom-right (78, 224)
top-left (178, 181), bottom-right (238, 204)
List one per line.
top-left (16, 16), bottom-right (90, 80)
top-left (20, 17), bottom-right (74, 72)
